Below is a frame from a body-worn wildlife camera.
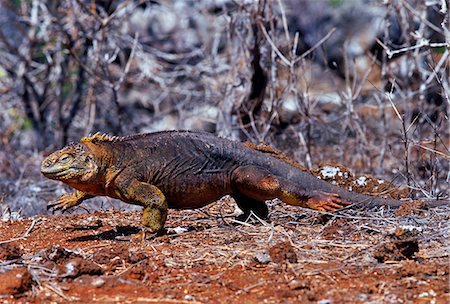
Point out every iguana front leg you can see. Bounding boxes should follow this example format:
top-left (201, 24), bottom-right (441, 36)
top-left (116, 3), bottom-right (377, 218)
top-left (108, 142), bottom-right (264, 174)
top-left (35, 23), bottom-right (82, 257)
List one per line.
top-left (47, 191), bottom-right (93, 213)
top-left (114, 176), bottom-right (168, 234)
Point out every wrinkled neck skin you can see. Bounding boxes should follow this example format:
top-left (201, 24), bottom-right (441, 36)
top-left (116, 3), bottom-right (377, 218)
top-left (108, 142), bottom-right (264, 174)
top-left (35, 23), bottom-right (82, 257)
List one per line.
top-left (64, 144), bottom-right (111, 196)
top-left (65, 171), bottom-right (102, 196)
top-left (56, 140), bottom-right (134, 198)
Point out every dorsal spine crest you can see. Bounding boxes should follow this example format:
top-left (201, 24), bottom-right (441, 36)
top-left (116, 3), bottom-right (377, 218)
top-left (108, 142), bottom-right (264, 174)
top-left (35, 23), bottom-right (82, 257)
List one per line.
top-left (81, 132), bottom-right (120, 143)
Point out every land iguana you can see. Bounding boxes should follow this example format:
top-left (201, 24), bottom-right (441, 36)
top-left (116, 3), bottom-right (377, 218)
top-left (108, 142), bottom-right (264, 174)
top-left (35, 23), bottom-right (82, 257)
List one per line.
top-left (40, 130), bottom-right (443, 234)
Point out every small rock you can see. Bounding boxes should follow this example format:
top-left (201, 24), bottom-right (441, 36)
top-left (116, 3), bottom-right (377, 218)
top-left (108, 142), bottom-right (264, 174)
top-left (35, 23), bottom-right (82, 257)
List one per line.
top-left (128, 247), bottom-right (148, 263)
top-left (373, 239), bottom-right (419, 262)
top-left (394, 200), bottom-right (426, 216)
top-left (358, 293), bottom-right (369, 300)
top-left (254, 251), bottom-right (271, 264)
top-left (91, 277), bottom-right (106, 288)
top-left (47, 245), bottom-right (76, 263)
top-left (0, 268), bottom-right (33, 295)
top-left (171, 227), bottom-right (188, 234)
top-left (184, 294), bottom-right (196, 301)
top-left (288, 279), bottom-right (309, 290)
top-left (392, 226), bottom-right (422, 238)
top-left (269, 241), bottom-right (298, 264)
top-left (0, 242), bottom-right (22, 260)
top-left (418, 292), bottom-right (429, 298)
top-left (61, 258), bottom-right (103, 278)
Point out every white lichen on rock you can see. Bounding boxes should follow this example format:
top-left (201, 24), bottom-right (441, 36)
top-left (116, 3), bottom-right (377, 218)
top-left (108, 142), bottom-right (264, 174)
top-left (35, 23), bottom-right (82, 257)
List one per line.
top-left (320, 166), bottom-right (340, 178)
top-left (355, 176), bottom-right (367, 186)
top-left (400, 225), bottom-right (423, 232)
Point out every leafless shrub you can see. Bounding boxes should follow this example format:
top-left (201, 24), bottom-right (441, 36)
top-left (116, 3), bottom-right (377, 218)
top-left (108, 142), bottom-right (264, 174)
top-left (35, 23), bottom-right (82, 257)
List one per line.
top-left (257, 0), bottom-right (449, 198)
top-left (0, 1), bottom-right (153, 149)
top-left (375, 0), bottom-right (449, 198)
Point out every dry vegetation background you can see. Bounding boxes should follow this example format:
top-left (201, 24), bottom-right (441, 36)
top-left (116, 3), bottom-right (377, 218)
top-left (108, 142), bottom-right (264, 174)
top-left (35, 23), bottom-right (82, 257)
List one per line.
top-left (0, 1), bottom-right (449, 303)
top-left (0, 0), bottom-right (448, 216)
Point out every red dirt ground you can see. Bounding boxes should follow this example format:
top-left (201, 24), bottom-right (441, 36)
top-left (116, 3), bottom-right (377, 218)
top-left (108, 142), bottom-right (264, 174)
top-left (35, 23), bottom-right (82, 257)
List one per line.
top-left (0, 196), bottom-right (448, 303)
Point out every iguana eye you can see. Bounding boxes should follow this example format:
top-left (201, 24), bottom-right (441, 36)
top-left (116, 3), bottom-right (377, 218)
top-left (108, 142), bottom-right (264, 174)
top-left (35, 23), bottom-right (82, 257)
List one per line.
top-left (58, 154), bottom-right (71, 163)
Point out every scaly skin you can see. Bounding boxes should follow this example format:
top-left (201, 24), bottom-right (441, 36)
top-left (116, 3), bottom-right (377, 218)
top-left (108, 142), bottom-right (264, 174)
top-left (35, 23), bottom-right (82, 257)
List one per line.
top-left (40, 130), bottom-right (441, 234)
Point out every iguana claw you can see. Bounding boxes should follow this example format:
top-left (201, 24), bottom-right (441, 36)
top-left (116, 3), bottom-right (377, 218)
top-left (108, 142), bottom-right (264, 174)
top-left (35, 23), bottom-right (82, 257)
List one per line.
top-left (307, 191), bottom-right (352, 212)
top-left (47, 194), bottom-right (75, 213)
top-left (47, 192), bottom-right (88, 213)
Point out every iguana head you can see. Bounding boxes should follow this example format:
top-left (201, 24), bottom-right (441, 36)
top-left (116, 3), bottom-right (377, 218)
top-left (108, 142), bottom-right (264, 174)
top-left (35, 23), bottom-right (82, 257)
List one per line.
top-left (41, 143), bottom-right (99, 182)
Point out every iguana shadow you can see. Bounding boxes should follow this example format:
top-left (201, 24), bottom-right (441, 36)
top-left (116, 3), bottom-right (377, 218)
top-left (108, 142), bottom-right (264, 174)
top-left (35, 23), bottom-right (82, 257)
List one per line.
top-left (67, 225), bottom-right (140, 242)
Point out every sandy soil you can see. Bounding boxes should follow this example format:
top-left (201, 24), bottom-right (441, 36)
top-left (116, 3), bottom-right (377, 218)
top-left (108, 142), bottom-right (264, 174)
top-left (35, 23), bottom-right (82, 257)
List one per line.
top-left (0, 195), bottom-right (448, 303)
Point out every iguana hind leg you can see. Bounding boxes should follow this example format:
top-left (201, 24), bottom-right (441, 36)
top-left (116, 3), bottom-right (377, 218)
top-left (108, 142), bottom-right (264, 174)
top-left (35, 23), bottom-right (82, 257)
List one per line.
top-left (232, 165), bottom-right (350, 212)
top-left (115, 177), bottom-right (168, 233)
top-left (232, 193), bottom-right (269, 221)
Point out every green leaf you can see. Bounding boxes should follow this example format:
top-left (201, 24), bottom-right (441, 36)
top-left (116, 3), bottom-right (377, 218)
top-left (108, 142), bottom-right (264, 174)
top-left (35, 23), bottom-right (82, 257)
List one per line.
top-left (0, 66), bottom-right (7, 79)
top-left (329, 0), bottom-right (344, 8)
top-left (432, 47), bottom-right (446, 54)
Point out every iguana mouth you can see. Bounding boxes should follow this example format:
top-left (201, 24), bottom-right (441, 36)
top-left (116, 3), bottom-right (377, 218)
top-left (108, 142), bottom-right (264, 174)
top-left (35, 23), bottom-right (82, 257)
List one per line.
top-left (40, 166), bottom-right (80, 180)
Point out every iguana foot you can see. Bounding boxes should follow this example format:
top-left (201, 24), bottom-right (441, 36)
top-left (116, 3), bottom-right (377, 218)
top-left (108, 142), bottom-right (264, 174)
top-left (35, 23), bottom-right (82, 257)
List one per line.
top-left (235, 212), bottom-right (271, 223)
top-left (116, 227), bottom-right (166, 242)
top-left (47, 193), bottom-right (81, 213)
top-left (307, 192), bottom-right (352, 212)
top-left (141, 227), bottom-right (166, 240)
top-left (232, 193), bottom-right (269, 223)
